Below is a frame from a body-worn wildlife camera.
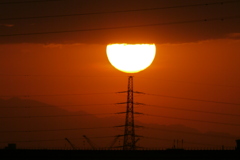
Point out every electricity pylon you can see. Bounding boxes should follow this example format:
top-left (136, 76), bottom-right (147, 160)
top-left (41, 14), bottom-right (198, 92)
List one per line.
top-left (116, 76), bottom-right (144, 150)
top-left (123, 76), bottom-right (135, 150)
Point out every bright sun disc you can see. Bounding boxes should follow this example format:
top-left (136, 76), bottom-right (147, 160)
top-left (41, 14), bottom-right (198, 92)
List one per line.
top-left (106, 44), bottom-right (156, 73)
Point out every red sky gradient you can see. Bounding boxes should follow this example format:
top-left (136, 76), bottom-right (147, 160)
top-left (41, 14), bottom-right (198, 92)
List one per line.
top-left (0, 0), bottom-right (240, 148)
top-left (1, 39), bottom-right (240, 135)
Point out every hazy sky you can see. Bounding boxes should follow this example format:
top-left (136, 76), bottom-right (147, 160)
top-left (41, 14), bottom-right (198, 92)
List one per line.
top-left (0, 0), bottom-right (240, 147)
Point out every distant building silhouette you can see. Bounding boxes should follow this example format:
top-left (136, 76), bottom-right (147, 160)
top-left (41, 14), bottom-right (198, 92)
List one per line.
top-left (236, 139), bottom-right (240, 151)
top-left (4, 144), bottom-right (16, 150)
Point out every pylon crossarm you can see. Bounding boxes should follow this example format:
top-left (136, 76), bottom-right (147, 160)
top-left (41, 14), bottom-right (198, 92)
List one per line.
top-left (134, 102), bottom-right (145, 105)
top-left (114, 125), bottom-right (125, 128)
top-left (116, 91), bottom-right (128, 93)
top-left (134, 112), bottom-right (143, 115)
top-left (134, 91), bottom-right (145, 94)
top-left (116, 102), bottom-right (127, 104)
top-left (117, 102), bottom-right (144, 105)
top-left (116, 112), bottom-right (126, 114)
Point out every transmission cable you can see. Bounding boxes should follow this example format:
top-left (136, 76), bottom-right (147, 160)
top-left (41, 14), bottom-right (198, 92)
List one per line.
top-left (0, 126), bottom-right (113, 133)
top-left (0, 113), bottom-right (114, 119)
top-left (145, 104), bottom-right (240, 117)
top-left (135, 76), bottom-right (240, 89)
top-left (0, 103), bottom-right (113, 108)
top-left (0, 0), bottom-right (64, 5)
top-left (0, 136), bottom-right (116, 144)
top-left (143, 137), bottom-right (228, 147)
top-left (1, 16), bottom-right (239, 37)
top-left (143, 113), bottom-right (240, 126)
top-left (141, 127), bottom-right (237, 139)
top-left (1, 0), bottom-right (239, 20)
top-left (0, 92), bottom-right (114, 98)
top-left (145, 93), bottom-right (240, 106)
top-left (0, 74), bottom-right (127, 78)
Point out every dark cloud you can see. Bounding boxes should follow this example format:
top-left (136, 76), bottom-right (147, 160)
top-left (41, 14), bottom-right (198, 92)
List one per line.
top-left (0, 0), bottom-right (240, 44)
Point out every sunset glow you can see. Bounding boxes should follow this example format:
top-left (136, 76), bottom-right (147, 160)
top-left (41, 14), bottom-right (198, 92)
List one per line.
top-left (106, 44), bottom-right (156, 73)
top-left (1, 0), bottom-right (240, 151)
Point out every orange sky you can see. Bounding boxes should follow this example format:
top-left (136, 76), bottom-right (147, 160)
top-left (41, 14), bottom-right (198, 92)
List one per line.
top-left (0, 0), bottom-right (240, 149)
top-left (0, 38), bottom-right (240, 136)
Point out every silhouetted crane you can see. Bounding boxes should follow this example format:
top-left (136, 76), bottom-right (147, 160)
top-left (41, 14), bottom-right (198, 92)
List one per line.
top-left (65, 138), bottom-right (76, 150)
top-left (82, 135), bottom-right (97, 149)
top-left (135, 138), bottom-right (140, 145)
top-left (109, 135), bottom-right (121, 148)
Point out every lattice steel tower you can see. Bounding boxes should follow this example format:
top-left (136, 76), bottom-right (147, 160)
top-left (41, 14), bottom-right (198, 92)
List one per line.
top-left (123, 76), bottom-right (136, 150)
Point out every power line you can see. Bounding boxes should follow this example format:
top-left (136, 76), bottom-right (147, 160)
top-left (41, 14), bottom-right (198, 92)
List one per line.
top-left (146, 104), bottom-right (240, 117)
top-left (0, 103), bottom-right (113, 108)
top-left (0, 0), bottom-right (63, 5)
top-left (1, 74), bottom-right (239, 89)
top-left (1, 15), bottom-right (239, 37)
top-left (0, 74), bottom-right (127, 78)
top-left (0, 138), bottom-right (66, 144)
top-left (142, 127), bottom-right (237, 139)
top-left (143, 137), bottom-right (228, 147)
top-left (0, 113), bottom-right (114, 118)
top-left (144, 114), bottom-right (240, 126)
top-left (1, 0), bottom-right (239, 20)
top-left (145, 93), bottom-right (240, 106)
top-left (135, 76), bottom-right (240, 89)
top-left (0, 92), bottom-right (114, 98)
top-left (0, 126), bottom-right (113, 133)
top-left (0, 136), bottom-right (116, 144)
top-left (181, 141), bottom-right (230, 147)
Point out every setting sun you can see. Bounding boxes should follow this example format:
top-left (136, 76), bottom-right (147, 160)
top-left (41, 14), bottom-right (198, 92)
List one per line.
top-left (106, 44), bottom-right (156, 73)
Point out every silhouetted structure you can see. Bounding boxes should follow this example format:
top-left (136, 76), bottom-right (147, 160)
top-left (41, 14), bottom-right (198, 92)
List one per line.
top-left (4, 144), bottom-right (16, 150)
top-left (123, 76), bottom-right (136, 150)
top-left (236, 139), bottom-right (240, 151)
top-left (65, 138), bottom-right (76, 150)
top-left (83, 135), bottom-right (96, 149)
